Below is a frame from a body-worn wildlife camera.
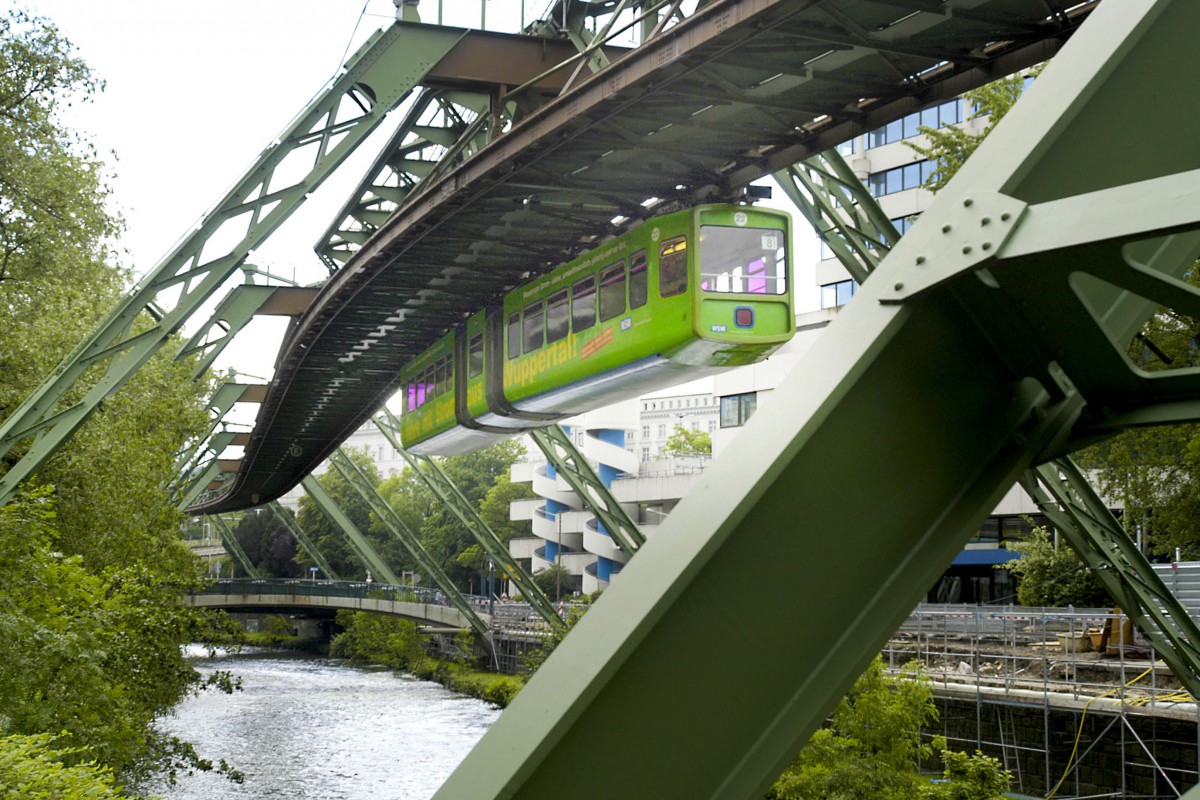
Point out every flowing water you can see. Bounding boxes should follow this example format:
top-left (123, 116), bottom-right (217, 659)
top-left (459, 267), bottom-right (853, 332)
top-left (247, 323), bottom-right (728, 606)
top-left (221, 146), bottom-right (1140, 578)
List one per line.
top-left (152, 649), bottom-right (500, 799)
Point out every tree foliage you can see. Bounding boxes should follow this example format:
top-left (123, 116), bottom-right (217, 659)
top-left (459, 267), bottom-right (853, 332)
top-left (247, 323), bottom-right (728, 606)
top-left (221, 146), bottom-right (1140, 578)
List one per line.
top-left (660, 423), bottom-right (712, 456)
top-left (0, 8), bottom-right (229, 788)
top-left (1003, 526), bottom-right (1110, 607)
top-left (768, 657), bottom-right (1009, 800)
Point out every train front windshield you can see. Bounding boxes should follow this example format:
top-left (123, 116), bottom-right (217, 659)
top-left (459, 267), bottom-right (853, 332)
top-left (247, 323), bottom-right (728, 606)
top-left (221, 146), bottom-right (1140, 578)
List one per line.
top-left (698, 225), bottom-right (787, 295)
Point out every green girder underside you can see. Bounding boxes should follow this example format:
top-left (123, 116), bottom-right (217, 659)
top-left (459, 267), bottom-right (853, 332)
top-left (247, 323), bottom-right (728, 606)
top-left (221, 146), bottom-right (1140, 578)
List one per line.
top-left (266, 501), bottom-right (341, 582)
top-left (300, 473), bottom-right (401, 587)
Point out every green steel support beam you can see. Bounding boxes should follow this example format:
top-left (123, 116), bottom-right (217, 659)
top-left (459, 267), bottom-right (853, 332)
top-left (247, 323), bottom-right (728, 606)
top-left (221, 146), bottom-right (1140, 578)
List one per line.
top-left (207, 515), bottom-right (260, 580)
top-left (300, 474), bottom-right (401, 586)
top-left (0, 23), bottom-right (466, 507)
top-left (1020, 459), bottom-right (1200, 697)
top-left (178, 281), bottom-right (318, 380)
top-left (529, 425), bottom-right (644, 555)
top-left (326, 449), bottom-right (491, 639)
top-left (774, 148), bottom-right (899, 284)
top-left (375, 410), bottom-right (564, 630)
top-left (789, 120), bottom-right (1200, 698)
top-left (176, 462), bottom-right (223, 511)
top-left (266, 501), bottom-right (340, 582)
top-left (434, 4), bottom-right (1200, 796)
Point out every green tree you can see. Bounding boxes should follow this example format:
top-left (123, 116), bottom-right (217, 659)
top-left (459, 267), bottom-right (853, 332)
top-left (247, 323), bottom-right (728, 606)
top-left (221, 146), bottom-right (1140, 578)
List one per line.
top-left (660, 424), bottom-right (712, 456)
top-left (1003, 526), bottom-right (1110, 607)
top-left (0, 734), bottom-right (124, 799)
top-left (532, 563), bottom-right (573, 600)
top-left (0, 9), bottom-right (233, 787)
top-left (768, 657), bottom-right (1008, 800)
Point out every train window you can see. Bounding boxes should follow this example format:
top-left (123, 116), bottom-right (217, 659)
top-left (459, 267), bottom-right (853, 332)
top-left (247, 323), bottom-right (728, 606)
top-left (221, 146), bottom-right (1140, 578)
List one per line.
top-left (436, 358), bottom-right (448, 396)
top-left (546, 289), bottom-right (569, 344)
top-left (507, 312), bottom-right (521, 359)
top-left (572, 275), bottom-right (596, 331)
top-left (406, 382), bottom-right (417, 412)
top-left (659, 237), bottom-right (688, 297)
top-left (599, 261), bottom-right (626, 322)
top-left (417, 369), bottom-right (430, 407)
top-left (468, 333), bottom-right (484, 378)
top-left (629, 250), bottom-right (648, 309)
top-left (523, 299), bottom-right (544, 353)
top-left (699, 225), bottom-right (787, 294)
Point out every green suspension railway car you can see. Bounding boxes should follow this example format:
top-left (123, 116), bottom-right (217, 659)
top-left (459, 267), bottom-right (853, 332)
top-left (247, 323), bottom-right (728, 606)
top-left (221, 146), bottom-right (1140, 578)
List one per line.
top-left (398, 204), bottom-right (795, 454)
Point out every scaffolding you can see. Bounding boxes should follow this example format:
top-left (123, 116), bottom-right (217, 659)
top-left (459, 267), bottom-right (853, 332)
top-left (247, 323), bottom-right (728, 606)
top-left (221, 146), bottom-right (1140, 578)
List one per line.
top-left (888, 605), bottom-right (1200, 799)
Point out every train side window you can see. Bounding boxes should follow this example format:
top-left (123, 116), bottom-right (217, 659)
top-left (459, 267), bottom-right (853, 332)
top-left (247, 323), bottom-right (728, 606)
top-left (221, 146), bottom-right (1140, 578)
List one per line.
top-left (599, 261), bottom-right (626, 322)
top-left (507, 312), bottom-right (521, 359)
top-left (417, 368), bottom-right (430, 407)
top-left (546, 289), bottom-right (569, 344)
top-left (659, 236), bottom-right (688, 297)
top-left (468, 333), bottom-right (484, 377)
top-left (523, 300), bottom-right (544, 353)
top-left (407, 382), bottom-right (417, 411)
top-left (629, 250), bottom-right (648, 309)
top-left (435, 358), bottom-right (447, 396)
top-left (572, 275), bottom-right (596, 331)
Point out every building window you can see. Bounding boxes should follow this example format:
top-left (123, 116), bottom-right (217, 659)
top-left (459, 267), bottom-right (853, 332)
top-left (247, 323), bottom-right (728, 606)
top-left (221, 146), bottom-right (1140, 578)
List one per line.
top-left (867, 160), bottom-right (937, 198)
top-left (836, 138), bottom-right (855, 156)
top-left (658, 424), bottom-right (667, 437)
top-left (720, 392), bottom-right (758, 428)
top-left (820, 279), bottom-right (858, 309)
top-left (709, 421), bottom-right (717, 433)
top-left (642, 425), bottom-right (650, 438)
top-left (641, 447), bottom-right (650, 461)
top-left (866, 100), bottom-right (961, 148)
top-left (691, 422), bottom-right (699, 431)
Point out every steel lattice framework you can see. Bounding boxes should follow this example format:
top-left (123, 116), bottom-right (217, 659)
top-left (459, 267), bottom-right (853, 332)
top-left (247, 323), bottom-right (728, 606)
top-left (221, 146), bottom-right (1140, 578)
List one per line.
top-left (191, 0), bottom-right (1095, 512)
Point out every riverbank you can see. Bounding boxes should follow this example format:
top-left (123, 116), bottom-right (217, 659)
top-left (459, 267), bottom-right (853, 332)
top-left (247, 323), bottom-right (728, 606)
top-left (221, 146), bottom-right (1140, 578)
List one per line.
top-left (329, 611), bottom-right (525, 708)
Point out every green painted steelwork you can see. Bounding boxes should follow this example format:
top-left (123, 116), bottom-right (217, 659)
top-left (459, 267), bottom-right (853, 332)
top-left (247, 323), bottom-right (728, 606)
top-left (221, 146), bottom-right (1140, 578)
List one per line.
top-left (300, 474), bottom-right (401, 586)
top-left (207, 515), bottom-right (260, 580)
top-left (325, 448), bottom-right (491, 639)
top-left (789, 143), bottom-right (1200, 697)
top-left (0, 23), bottom-right (465, 507)
top-left (433, 3), bottom-right (1200, 796)
top-left (1020, 459), bottom-right (1200, 697)
top-left (529, 425), bottom-right (644, 556)
top-left (266, 502), bottom-right (340, 582)
top-left (375, 410), bottom-right (564, 630)
top-left (774, 150), bottom-right (899, 285)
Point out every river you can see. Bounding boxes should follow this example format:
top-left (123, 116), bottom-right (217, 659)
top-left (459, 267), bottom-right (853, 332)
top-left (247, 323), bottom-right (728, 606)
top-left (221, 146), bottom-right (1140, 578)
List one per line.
top-left (152, 648), bottom-right (501, 799)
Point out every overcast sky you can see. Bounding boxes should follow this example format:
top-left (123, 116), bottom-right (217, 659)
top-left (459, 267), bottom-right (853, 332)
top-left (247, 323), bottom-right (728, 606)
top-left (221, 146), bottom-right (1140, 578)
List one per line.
top-left (28, 1), bottom-right (819, 385)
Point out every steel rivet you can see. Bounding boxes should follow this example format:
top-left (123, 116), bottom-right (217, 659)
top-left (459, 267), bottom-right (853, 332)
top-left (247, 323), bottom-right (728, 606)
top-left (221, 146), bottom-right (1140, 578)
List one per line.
top-left (942, 224), bottom-right (952, 234)
top-left (894, 282), bottom-right (904, 291)
top-left (1001, 212), bottom-right (1012, 222)
top-left (915, 256), bottom-right (926, 265)
top-left (981, 216), bottom-right (991, 226)
top-left (962, 246), bottom-right (972, 255)
top-left (963, 198), bottom-right (974, 207)
top-left (982, 242), bottom-right (992, 251)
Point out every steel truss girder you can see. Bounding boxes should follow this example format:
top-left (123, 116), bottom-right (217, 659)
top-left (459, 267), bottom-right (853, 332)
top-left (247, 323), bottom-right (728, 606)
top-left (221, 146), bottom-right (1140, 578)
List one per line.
top-left (789, 132), bottom-right (1200, 701)
top-left (0, 23), bottom-right (465, 507)
top-left (774, 148), bottom-right (899, 284)
top-left (265, 501), bottom-right (340, 582)
top-left (529, 425), bottom-right (644, 556)
top-left (326, 447), bottom-right (490, 639)
top-left (1020, 459), bottom-right (1200, 698)
top-left (207, 514), bottom-right (261, 580)
top-left (300, 473), bottom-right (401, 586)
top-left (374, 410), bottom-right (564, 630)
top-left (178, 282), bottom-right (318, 380)
top-left (433, 3), bottom-right (1200, 796)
